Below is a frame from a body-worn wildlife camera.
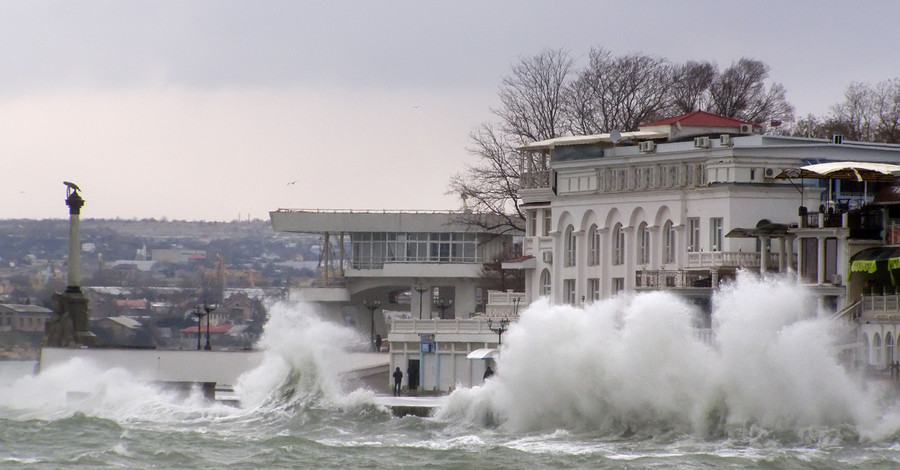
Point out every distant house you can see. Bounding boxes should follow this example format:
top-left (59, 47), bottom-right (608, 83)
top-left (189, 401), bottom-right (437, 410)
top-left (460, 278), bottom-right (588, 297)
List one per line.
top-left (0, 303), bottom-right (53, 333)
top-left (151, 248), bottom-right (206, 264)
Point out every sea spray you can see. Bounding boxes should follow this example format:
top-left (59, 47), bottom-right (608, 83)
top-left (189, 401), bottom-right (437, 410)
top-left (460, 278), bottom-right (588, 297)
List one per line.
top-left (436, 273), bottom-right (900, 442)
top-left (234, 300), bottom-right (376, 411)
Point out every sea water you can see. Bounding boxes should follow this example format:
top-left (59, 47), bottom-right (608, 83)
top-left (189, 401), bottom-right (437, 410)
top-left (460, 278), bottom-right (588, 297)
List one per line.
top-left (2, 273), bottom-right (900, 469)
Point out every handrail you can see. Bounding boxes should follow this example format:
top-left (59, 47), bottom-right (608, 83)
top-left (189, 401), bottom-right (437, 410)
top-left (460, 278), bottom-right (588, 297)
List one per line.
top-left (831, 298), bottom-right (862, 321)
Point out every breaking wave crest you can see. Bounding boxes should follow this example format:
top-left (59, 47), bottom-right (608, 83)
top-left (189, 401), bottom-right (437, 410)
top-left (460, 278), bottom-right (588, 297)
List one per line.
top-left (233, 300), bottom-right (376, 412)
top-left (436, 273), bottom-right (900, 443)
top-left (0, 301), bottom-right (378, 425)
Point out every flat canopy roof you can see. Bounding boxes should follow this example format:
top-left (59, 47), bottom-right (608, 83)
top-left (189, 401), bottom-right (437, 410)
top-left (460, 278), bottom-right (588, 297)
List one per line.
top-left (270, 209), bottom-right (511, 234)
top-left (725, 223), bottom-right (793, 238)
top-left (518, 130), bottom-right (667, 151)
top-left (776, 162), bottom-right (900, 182)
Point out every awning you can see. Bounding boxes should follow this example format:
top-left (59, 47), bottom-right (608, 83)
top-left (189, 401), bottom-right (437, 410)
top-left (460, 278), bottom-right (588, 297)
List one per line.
top-left (849, 247), bottom-right (900, 274)
top-left (467, 348), bottom-right (499, 360)
top-left (776, 162), bottom-right (900, 182)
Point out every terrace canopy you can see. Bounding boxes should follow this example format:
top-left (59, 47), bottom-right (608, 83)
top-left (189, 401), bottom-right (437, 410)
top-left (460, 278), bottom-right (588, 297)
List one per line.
top-left (776, 162), bottom-right (900, 182)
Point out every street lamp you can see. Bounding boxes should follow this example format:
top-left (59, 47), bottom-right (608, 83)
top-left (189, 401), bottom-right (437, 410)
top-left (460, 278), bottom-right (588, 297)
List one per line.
top-left (414, 284), bottom-right (428, 320)
top-left (192, 306), bottom-right (207, 351)
top-left (203, 303), bottom-right (216, 351)
top-left (363, 299), bottom-right (381, 351)
top-left (487, 318), bottom-right (510, 346)
top-left (434, 298), bottom-right (453, 319)
top-left (512, 297), bottom-right (520, 316)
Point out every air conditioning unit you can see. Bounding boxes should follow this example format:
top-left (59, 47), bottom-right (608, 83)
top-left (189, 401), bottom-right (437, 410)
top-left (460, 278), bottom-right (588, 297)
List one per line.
top-left (739, 124), bottom-right (754, 134)
top-left (693, 136), bottom-right (710, 148)
top-left (720, 134), bottom-right (732, 146)
top-left (638, 141), bottom-right (656, 153)
top-left (832, 134), bottom-right (843, 144)
top-left (542, 251), bottom-right (553, 263)
top-left (764, 167), bottom-right (780, 179)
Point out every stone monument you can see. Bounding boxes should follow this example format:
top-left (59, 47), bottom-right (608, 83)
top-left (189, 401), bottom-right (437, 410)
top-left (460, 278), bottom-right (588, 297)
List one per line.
top-left (44, 182), bottom-right (98, 347)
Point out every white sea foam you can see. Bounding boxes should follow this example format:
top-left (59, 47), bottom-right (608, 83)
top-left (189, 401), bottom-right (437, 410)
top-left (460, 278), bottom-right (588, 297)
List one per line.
top-left (436, 272), bottom-right (900, 442)
top-left (233, 300), bottom-right (372, 410)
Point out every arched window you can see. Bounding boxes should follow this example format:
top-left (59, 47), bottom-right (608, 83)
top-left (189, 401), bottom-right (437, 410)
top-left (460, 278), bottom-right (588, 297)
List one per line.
top-left (662, 220), bottom-right (675, 264)
top-left (887, 332), bottom-right (895, 365)
top-left (862, 333), bottom-right (870, 365)
top-left (637, 222), bottom-right (650, 265)
top-left (588, 224), bottom-right (600, 266)
top-left (874, 333), bottom-right (883, 367)
top-left (540, 269), bottom-right (551, 297)
top-left (564, 225), bottom-right (576, 267)
top-left (612, 223), bottom-right (624, 266)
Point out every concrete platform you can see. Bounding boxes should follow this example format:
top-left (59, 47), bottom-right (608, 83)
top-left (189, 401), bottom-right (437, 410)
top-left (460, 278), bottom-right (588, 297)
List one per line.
top-left (373, 395), bottom-right (447, 417)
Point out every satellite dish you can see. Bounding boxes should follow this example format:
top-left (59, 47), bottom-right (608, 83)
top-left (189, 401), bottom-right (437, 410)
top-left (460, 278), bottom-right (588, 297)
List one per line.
top-left (609, 130), bottom-right (622, 144)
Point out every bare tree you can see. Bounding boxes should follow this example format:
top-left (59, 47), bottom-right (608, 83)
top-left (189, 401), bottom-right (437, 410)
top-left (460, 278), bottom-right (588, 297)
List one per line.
top-left (872, 79), bottom-right (900, 143)
top-left (707, 58), bottom-right (794, 124)
top-left (449, 123), bottom-right (524, 234)
top-left (450, 49), bottom-right (574, 234)
top-left (494, 48), bottom-right (575, 142)
top-left (666, 61), bottom-right (717, 115)
top-left (565, 48), bottom-right (671, 134)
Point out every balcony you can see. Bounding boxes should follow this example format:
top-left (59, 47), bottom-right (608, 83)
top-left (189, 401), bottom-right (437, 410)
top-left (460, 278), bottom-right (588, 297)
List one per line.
top-left (521, 170), bottom-right (551, 189)
top-left (800, 206), bottom-right (882, 240)
top-left (635, 269), bottom-right (724, 289)
top-left (686, 251), bottom-right (778, 268)
top-left (859, 294), bottom-right (900, 322)
top-left (390, 318), bottom-right (500, 335)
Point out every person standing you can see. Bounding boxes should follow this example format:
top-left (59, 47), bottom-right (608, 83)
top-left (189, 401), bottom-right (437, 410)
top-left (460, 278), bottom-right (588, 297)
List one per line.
top-left (483, 366), bottom-right (494, 381)
top-left (392, 367), bottom-right (403, 396)
top-left (375, 334), bottom-right (382, 352)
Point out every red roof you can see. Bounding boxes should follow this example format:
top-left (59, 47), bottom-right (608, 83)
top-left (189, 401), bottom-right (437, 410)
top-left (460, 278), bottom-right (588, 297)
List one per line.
top-left (641, 110), bottom-right (755, 128)
top-left (503, 255), bottom-right (534, 263)
top-left (180, 324), bottom-right (233, 334)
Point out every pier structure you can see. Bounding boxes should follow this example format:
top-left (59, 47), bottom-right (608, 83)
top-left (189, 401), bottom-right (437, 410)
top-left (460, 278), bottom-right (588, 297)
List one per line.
top-left (269, 209), bottom-right (522, 393)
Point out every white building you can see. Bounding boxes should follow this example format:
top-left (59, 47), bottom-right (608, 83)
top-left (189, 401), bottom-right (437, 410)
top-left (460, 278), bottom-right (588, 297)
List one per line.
top-left (269, 209), bottom-right (522, 392)
top-left (509, 111), bottom-right (900, 330)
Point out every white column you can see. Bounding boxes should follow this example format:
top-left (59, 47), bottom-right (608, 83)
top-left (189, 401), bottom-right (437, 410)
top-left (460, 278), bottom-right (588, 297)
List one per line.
top-left (817, 236), bottom-right (826, 285)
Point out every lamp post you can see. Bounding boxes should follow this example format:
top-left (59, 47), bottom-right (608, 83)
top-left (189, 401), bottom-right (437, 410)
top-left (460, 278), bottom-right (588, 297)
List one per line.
top-left (512, 297), bottom-right (520, 316)
top-left (414, 284), bottom-right (428, 320)
top-left (363, 299), bottom-right (381, 351)
top-left (434, 298), bottom-right (453, 319)
top-left (487, 318), bottom-right (510, 346)
top-left (192, 306), bottom-right (207, 351)
top-left (203, 302), bottom-right (216, 351)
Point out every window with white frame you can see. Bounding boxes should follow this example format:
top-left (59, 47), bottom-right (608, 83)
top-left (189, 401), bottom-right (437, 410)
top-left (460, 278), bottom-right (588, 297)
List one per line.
top-left (588, 224), bottom-right (600, 266)
top-left (528, 210), bottom-right (537, 236)
top-left (564, 225), bottom-right (576, 267)
top-left (613, 223), bottom-right (624, 265)
top-left (612, 277), bottom-right (624, 295)
top-left (637, 222), bottom-right (650, 265)
top-left (563, 279), bottom-right (576, 304)
top-left (710, 217), bottom-right (723, 252)
top-left (663, 220), bottom-right (675, 264)
top-left (543, 210), bottom-right (552, 236)
top-left (540, 269), bottom-right (551, 297)
top-left (688, 218), bottom-right (700, 252)
top-left (588, 278), bottom-right (600, 302)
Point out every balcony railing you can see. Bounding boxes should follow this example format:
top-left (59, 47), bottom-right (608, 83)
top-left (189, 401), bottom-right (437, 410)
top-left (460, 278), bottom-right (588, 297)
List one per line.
top-left (861, 295), bottom-right (900, 320)
top-left (521, 170), bottom-right (551, 189)
top-left (636, 270), bottom-right (716, 288)
top-left (686, 251), bottom-right (777, 268)
top-left (390, 319), bottom-right (501, 335)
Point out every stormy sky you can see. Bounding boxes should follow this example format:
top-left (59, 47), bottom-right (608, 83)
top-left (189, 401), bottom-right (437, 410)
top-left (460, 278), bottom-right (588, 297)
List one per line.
top-left (2, 0), bottom-right (898, 221)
